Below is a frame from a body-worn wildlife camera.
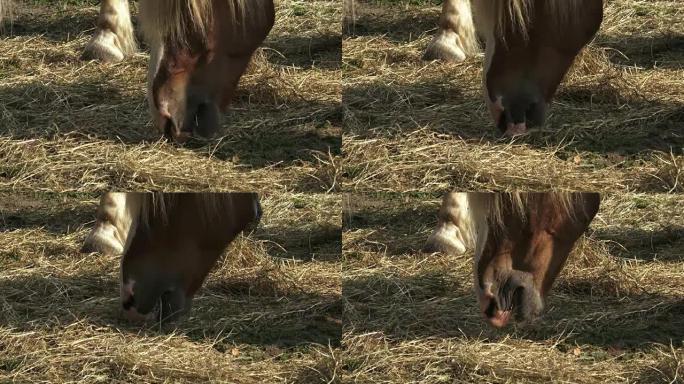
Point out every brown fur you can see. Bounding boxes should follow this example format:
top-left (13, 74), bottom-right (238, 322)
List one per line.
top-left (139, 192), bottom-right (242, 228)
top-left (121, 192), bottom-right (261, 322)
top-left (423, 0), bottom-right (603, 133)
top-left (424, 192), bottom-right (600, 327)
top-left (144, 0), bottom-right (275, 141)
top-left (476, 0), bottom-right (586, 41)
top-left (475, 193), bottom-right (600, 327)
top-left (481, 0), bottom-right (604, 134)
top-left (140, 0), bottom-right (269, 47)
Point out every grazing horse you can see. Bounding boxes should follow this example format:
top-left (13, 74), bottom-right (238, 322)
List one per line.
top-left (424, 192), bottom-right (600, 327)
top-left (82, 192), bottom-right (262, 322)
top-left (0, 0), bottom-right (275, 142)
top-left (423, 0), bottom-right (604, 135)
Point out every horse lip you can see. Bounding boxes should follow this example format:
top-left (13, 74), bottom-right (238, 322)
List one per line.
top-left (172, 131), bottom-right (192, 144)
top-left (162, 117), bottom-right (177, 141)
top-left (163, 118), bottom-right (192, 144)
top-left (123, 306), bottom-right (156, 323)
top-left (486, 309), bottom-right (512, 328)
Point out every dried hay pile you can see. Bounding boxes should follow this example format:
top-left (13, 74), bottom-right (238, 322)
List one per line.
top-left (342, 0), bottom-right (683, 382)
top-left (1, 0), bottom-right (341, 382)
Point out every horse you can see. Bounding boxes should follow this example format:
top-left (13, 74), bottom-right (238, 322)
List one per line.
top-left (422, 0), bottom-right (604, 136)
top-left (0, 0), bottom-right (275, 142)
top-left (82, 192), bottom-right (262, 322)
top-left (424, 192), bottom-right (600, 328)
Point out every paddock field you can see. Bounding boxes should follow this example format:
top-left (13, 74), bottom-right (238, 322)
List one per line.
top-left (0, 0), bottom-right (341, 383)
top-left (0, 0), bottom-right (341, 193)
top-left (343, 0), bottom-right (682, 193)
top-left (343, 192), bottom-right (683, 383)
top-left (342, 0), bottom-right (683, 383)
top-left (1, 191), bottom-right (341, 383)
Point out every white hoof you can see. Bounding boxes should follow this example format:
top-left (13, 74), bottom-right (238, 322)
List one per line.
top-left (81, 29), bottom-right (125, 62)
top-left (423, 224), bottom-right (468, 255)
top-left (81, 223), bottom-right (124, 255)
top-left (423, 31), bottom-right (467, 62)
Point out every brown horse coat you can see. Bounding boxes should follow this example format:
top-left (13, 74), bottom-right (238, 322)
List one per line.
top-left (425, 192), bottom-right (600, 327)
top-left (119, 193), bottom-right (261, 322)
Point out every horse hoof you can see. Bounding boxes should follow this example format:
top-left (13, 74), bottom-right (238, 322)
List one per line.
top-left (81, 30), bottom-right (124, 63)
top-left (423, 34), bottom-right (467, 62)
top-left (423, 232), bottom-right (467, 255)
top-left (81, 230), bottom-right (124, 256)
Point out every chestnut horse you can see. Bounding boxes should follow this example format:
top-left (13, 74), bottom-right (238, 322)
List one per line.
top-left (423, 0), bottom-right (604, 135)
top-left (424, 192), bottom-right (600, 327)
top-left (0, 0), bottom-right (275, 142)
top-left (82, 192), bottom-right (262, 322)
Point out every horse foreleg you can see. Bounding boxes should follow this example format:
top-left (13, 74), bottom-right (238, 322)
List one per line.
top-left (423, 0), bottom-right (478, 62)
top-left (81, 192), bottom-right (141, 255)
top-left (423, 192), bottom-right (474, 255)
top-left (82, 0), bottom-right (136, 62)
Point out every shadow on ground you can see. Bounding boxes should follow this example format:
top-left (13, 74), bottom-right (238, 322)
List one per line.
top-left (599, 34), bottom-right (684, 70)
top-left (344, 271), bottom-right (684, 349)
top-left (266, 33), bottom-right (341, 71)
top-left (593, 225), bottom-right (684, 263)
top-left (257, 223), bottom-right (342, 263)
top-left (0, 270), bottom-right (342, 348)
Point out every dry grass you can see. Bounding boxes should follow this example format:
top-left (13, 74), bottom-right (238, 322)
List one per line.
top-left (343, 0), bottom-right (683, 193)
top-left (342, 0), bottom-right (683, 383)
top-left (1, 191), bottom-right (342, 383)
top-left (342, 192), bottom-right (684, 383)
top-left (2, 0), bottom-right (684, 383)
top-left (0, 0), bottom-right (341, 383)
top-left (1, 0), bottom-right (342, 194)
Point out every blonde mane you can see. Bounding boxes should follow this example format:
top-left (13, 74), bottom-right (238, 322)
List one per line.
top-left (139, 0), bottom-right (265, 46)
top-left (474, 192), bottom-right (583, 231)
top-left (475, 0), bottom-right (585, 40)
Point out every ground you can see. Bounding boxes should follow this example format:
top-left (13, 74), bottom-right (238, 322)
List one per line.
top-left (0, 0), bottom-right (341, 383)
top-left (342, 0), bottom-right (683, 383)
top-left (342, 192), bottom-right (683, 383)
top-left (343, 0), bottom-right (683, 192)
top-left (1, 0), bottom-right (683, 383)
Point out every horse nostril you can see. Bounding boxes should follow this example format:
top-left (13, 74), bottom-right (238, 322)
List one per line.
top-left (122, 295), bottom-right (135, 310)
top-left (484, 298), bottom-right (498, 318)
top-left (525, 102), bottom-right (545, 127)
top-left (163, 117), bottom-right (176, 141)
top-left (496, 113), bottom-right (508, 133)
top-left (191, 102), bottom-right (220, 138)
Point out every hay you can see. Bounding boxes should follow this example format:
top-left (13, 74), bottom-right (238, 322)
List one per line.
top-left (341, 0), bottom-right (683, 382)
top-left (0, 0), bottom-right (341, 383)
top-left (343, 0), bottom-right (683, 194)
top-left (342, 192), bottom-right (684, 383)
